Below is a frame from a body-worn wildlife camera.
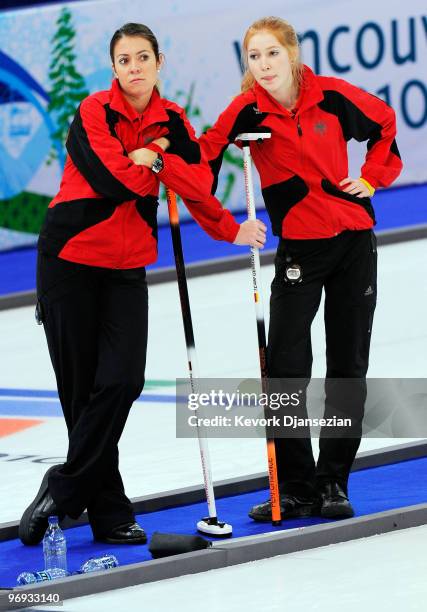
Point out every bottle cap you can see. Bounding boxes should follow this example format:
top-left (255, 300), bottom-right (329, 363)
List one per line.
top-left (48, 515), bottom-right (59, 524)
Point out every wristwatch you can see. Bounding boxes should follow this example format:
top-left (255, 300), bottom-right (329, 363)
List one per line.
top-left (151, 153), bottom-right (164, 174)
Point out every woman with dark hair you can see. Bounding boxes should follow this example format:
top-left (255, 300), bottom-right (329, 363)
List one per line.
top-left (19, 23), bottom-right (266, 546)
top-left (198, 16), bottom-right (402, 521)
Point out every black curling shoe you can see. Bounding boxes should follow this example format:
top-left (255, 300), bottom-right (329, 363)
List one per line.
top-left (319, 482), bottom-right (354, 519)
top-left (19, 464), bottom-right (65, 545)
top-left (95, 522), bottom-right (147, 544)
top-left (248, 494), bottom-right (320, 522)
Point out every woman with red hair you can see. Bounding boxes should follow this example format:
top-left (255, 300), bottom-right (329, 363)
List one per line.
top-left (200, 16), bottom-right (402, 521)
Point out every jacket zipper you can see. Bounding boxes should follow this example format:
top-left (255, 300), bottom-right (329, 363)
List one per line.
top-left (117, 119), bottom-right (140, 268)
top-left (296, 115), bottom-right (336, 236)
top-left (296, 115), bottom-right (304, 175)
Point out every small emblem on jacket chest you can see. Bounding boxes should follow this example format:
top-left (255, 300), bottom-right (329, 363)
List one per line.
top-left (314, 121), bottom-right (327, 135)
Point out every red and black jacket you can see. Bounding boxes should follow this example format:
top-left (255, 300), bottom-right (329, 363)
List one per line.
top-left (200, 65), bottom-right (403, 239)
top-left (39, 79), bottom-right (239, 269)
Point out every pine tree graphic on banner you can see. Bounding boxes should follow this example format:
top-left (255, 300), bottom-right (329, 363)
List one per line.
top-left (47, 7), bottom-right (88, 165)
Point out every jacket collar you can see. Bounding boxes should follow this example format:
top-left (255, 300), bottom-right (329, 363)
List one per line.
top-left (109, 78), bottom-right (169, 125)
top-left (254, 64), bottom-right (324, 117)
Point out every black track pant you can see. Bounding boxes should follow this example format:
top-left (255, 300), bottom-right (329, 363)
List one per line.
top-left (267, 229), bottom-right (377, 497)
top-left (36, 253), bottom-right (148, 537)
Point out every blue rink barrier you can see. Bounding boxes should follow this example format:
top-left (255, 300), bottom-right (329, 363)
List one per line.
top-left (1, 456), bottom-right (427, 589)
top-left (1, 183), bottom-right (427, 298)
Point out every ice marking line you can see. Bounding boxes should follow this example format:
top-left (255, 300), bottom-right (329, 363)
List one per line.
top-left (0, 388), bottom-right (58, 398)
top-left (0, 417), bottom-right (43, 437)
top-left (0, 397), bottom-right (176, 418)
top-left (0, 389), bottom-right (175, 403)
top-left (0, 396), bottom-right (61, 403)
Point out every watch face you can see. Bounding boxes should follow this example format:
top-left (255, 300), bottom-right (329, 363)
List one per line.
top-left (152, 156), bottom-right (164, 173)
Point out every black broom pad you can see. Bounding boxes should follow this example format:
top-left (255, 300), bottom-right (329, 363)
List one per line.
top-left (149, 532), bottom-right (213, 558)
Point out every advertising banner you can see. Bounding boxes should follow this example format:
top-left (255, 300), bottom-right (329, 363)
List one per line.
top-left (0, 0), bottom-right (425, 249)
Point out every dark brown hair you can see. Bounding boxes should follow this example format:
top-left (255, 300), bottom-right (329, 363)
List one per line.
top-left (109, 23), bottom-right (160, 63)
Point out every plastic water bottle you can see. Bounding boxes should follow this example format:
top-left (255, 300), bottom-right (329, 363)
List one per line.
top-left (79, 554), bottom-right (119, 573)
top-left (43, 515), bottom-right (67, 573)
top-left (17, 568), bottom-right (68, 585)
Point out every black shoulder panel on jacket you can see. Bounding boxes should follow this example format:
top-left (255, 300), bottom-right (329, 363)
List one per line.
top-left (104, 103), bottom-right (127, 155)
top-left (38, 197), bottom-right (117, 256)
top-left (209, 103), bottom-right (267, 195)
top-left (226, 103), bottom-right (268, 143)
top-left (318, 90), bottom-right (382, 145)
top-left (66, 105), bottom-right (140, 203)
top-left (159, 109), bottom-right (201, 164)
top-left (319, 90), bottom-right (402, 161)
